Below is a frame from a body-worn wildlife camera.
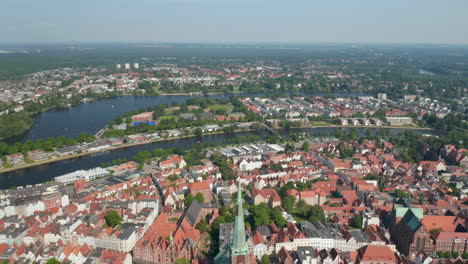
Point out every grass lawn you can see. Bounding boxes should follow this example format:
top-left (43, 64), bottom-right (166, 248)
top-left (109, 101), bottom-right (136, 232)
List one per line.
top-left (388, 123), bottom-right (422, 128)
top-left (208, 104), bottom-right (233, 112)
top-left (309, 121), bottom-right (334, 126)
top-left (157, 115), bottom-right (179, 122)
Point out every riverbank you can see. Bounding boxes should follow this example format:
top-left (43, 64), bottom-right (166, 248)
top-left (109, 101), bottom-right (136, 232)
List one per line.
top-left (0, 122), bottom-right (435, 174)
top-left (0, 129), bottom-right (247, 174)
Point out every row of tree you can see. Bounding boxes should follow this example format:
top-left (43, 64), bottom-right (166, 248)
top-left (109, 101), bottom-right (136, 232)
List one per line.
top-left (0, 132), bottom-right (96, 157)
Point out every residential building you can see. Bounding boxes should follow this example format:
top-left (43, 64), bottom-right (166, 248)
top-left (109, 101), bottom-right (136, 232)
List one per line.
top-left (27, 150), bottom-right (47, 161)
top-left (6, 153), bottom-right (25, 166)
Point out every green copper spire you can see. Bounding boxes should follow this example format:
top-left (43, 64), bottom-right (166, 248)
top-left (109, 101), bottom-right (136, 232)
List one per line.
top-left (230, 181), bottom-right (249, 256)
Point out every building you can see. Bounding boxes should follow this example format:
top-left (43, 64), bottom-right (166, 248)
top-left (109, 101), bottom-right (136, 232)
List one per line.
top-left (27, 150), bottom-right (47, 161)
top-left (55, 167), bottom-right (110, 185)
top-left (133, 63), bottom-right (139, 69)
top-left (295, 246), bottom-right (317, 264)
top-left (124, 63), bottom-right (130, 69)
top-left (251, 189), bottom-right (281, 208)
top-left (433, 232), bottom-right (468, 254)
top-left (377, 93), bottom-right (387, 100)
top-left (390, 204), bottom-right (464, 259)
top-left (116, 64), bottom-right (121, 69)
top-left (202, 124), bottom-right (220, 132)
top-left (215, 182), bottom-right (251, 264)
top-left (189, 181), bottom-right (212, 203)
top-left (385, 117), bottom-right (413, 125)
top-left (55, 145), bottom-right (81, 156)
top-left (132, 199), bottom-right (214, 263)
top-left (6, 153), bottom-right (25, 166)
top-left (131, 112), bottom-right (156, 126)
top-left (354, 245), bottom-right (397, 264)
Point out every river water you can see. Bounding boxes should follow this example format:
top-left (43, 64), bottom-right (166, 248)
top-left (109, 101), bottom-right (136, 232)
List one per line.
top-left (0, 94), bottom-right (438, 189)
top-left (0, 126), bottom-right (436, 189)
top-left (20, 93), bottom-right (369, 141)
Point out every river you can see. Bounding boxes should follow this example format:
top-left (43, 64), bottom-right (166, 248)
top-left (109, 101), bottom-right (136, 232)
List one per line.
top-left (19, 93), bottom-right (370, 142)
top-left (0, 93), bottom-right (439, 189)
top-left (0, 126), bottom-right (437, 189)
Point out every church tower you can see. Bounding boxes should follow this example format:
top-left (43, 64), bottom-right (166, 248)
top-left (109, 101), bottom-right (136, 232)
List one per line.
top-left (214, 181), bottom-right (250, 264)
top-left (230, 181), bottom-right (250, 264)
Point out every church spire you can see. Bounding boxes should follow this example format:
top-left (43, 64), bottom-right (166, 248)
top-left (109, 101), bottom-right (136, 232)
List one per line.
top-left (230, 180), bottom-right (249, 256)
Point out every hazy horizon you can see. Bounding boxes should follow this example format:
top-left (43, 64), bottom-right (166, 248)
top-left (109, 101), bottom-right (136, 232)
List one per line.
top-left (1, 0), bottom-right (468, 44)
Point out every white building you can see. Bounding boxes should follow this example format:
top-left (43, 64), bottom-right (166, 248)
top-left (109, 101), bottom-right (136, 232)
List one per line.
top-left (55, 167), bottom-right (110, 185)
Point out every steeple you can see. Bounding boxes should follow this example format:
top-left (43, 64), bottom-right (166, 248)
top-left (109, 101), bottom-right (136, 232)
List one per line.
top-left (230, 180), bottom-right (249, 256)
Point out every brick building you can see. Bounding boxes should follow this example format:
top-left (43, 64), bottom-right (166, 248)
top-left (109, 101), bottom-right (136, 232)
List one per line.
top-left (189, 181), bottom-right (212, 203)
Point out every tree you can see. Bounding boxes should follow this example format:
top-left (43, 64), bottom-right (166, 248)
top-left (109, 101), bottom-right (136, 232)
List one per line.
top-left (364, 173), bottom-right (379, 181)
top-left (308, 205), bottom-right (325, 223)
top-left (261, 254), bottom-right (271, 264)
top-left (462, 252), bottom-right (468, 259)
top-left (174, 257), bottom-right (190, 264)
top-left (185, 193), bottom-right (194, 207)
top-left (251, 203), bottom-right (271, 228)
top-left (105, 210), bottom-right (123, 228)
top-left (364, 128), bottom-right (371, 137)
top-left (194, 128), bottom-right (203, 138)
top-left (0, 142), bottom-right (8, 155)
top-left (195, 192), bottom-right (205, 204)
top-left (45, 258), bottom-right (61, 264)
top-left (77, 132), bottom-right (89, 142)
top-left (395, 189), bottom-right (409, 199)
top-left (451, 251), bottom-right (459, 258)
top-left (443, 252), bottom-right (451, 258)
top-left (302, 141), bottom-right (310, 152)
top-left (353, 214), bottom-right (363, 229)
top-left (195, 219), bottom-right (210, 233)
top-left (271, 207), bottom-right (287, 228)
top-left (282, 196), bottom-right (296, 213)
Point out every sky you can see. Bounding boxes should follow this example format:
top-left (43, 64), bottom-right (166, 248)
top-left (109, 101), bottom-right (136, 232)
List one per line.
top-left (1, 0), bottom-right (468, 44)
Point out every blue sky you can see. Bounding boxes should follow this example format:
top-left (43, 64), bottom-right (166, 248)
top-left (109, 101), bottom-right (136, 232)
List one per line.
top-left (1, 0), bottom-right (467, 44)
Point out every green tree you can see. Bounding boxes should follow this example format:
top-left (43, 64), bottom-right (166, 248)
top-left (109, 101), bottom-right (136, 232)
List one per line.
top-left (261, 254), bottom-right (271, 264)
top-left (395, 189), bottom-right (409, 199)
top-left (271, 207), bottom-right (287, 228)
top-left (308, 205), bottom-right (325, 223)
top-left (364, 173), bottom-right (379, 181)
top-left (195, 219), bottom-right (210, 233)
top-left (195, 192), bottom-right (205, 204)
top-left (282, 196), bottom-right (296, 213)
top-left (105, 210), bottom-right (123, 228)
top-left (302, 141), bottom-right (310, 152)
top-left (174, 257), bottom-right (190, 264)
top-left (0, 142), bottom-right (8, 155)
top-left (452, 251), bottom-right (459, 258)
top-left (45, 258), bottom-right (61, 264)
top-left (185, 193), bottom-right (194, 207)
top-left (251, 203), bottom-right (271, 228)
top-left (443, 252), bottom-right (451, 258)
top-left (194, 128), bottom-right (203, 138)
top-left (77, 132), bottom-right (89, 142)
top-left (353, 214), bottom-right (363, 229)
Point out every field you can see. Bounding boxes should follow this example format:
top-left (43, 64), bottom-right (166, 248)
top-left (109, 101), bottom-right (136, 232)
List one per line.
top-left (208, 104), bottom-right (233, 112)
top-left (157, 115), bottom-right (179, 122)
